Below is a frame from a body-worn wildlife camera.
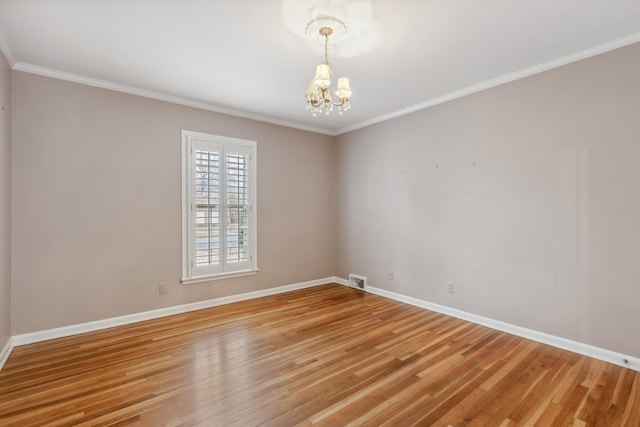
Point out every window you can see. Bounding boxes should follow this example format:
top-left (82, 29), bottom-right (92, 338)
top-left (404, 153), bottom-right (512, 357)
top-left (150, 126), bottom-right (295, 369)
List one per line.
top-left (182, 130), bottom-right (257, 283)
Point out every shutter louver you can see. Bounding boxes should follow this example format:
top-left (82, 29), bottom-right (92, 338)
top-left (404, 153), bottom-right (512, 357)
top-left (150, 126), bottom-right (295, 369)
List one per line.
top-left (226, 151), bottom-right (250, 264)
top-left (194, 149), bottom-right (221, 267)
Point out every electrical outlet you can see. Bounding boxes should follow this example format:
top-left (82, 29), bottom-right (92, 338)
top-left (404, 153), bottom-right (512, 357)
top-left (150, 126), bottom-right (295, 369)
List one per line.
top-left (159, 282), bottom-right (168, 294)
top-left (447, 282), bottom-right (454, 293)
top-left (387, 271), bottom-right (394, 280)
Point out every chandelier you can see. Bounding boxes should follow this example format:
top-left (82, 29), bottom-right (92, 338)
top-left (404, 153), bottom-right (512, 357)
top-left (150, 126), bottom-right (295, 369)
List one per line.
top-left (305, 19), bottom-right (352, 116)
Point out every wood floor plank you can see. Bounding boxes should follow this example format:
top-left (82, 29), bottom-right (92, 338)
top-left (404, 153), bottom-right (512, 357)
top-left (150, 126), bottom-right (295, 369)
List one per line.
top-left (0, 284), bottom-right (638, 426)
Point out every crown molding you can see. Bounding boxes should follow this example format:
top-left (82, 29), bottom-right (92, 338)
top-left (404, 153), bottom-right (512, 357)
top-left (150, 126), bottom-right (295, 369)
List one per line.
top-left (5, 31), bottom-right (640, 138)
top-left (336, 31), bottom-right (640, 135)
top-left (0, 26), bottom-right (15, 67)
top-left (12, 62), bottom-right (336, 136)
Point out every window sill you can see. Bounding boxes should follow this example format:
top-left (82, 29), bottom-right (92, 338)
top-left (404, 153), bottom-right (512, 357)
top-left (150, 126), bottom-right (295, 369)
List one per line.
top-left (181, 269), bottom-right (259, 285)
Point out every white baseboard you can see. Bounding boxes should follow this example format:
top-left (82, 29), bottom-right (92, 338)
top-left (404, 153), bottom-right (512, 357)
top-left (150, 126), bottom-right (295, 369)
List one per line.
top-left (333, 276), bottom-right (350, 287)
top-left (335, 278), bottom-right (640, 372)
top-left (0, 337), bottom-right (13, 371)
top-left (10, 276), bottom-right (638, 373)
top-left (12, 277), bottom-right (336, 347)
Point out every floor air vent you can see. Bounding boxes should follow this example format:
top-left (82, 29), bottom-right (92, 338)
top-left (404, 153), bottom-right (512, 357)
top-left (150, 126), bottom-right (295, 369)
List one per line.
top-left (349, 274), bottom-right (367, 290)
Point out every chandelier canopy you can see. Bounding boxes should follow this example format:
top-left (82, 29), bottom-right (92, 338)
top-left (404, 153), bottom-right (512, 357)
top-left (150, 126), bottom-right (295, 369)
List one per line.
top-left (304, 18), bottom-right (352, 116)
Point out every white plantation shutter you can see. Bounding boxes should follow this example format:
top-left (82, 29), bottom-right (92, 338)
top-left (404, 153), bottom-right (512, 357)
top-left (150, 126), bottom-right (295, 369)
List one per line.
top-left (224, 147), bottom-right (251, 270)
top-left (182, 131), bottom-right (257, 282)
top-left (192, 142), bottom-right (222, 275)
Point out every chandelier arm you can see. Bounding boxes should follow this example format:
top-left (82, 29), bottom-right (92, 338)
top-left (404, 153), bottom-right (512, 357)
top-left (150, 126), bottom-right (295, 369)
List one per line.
top-left (308, 98), bottom-right (324, 108)
top-left (308, 87), bottom-right (332, 108)
top-left (321, 87), bottom-right (331, 102)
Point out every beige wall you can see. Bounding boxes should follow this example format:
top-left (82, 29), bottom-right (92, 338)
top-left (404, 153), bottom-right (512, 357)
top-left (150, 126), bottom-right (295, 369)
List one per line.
top-left (11, 72), bottom-right (337, 334)
top-left (336, 43), bottom-right (640, 357)
top-left (7, 42), bottom-right (640, 359)
top-left (0, 51), bottom-right (11, 350)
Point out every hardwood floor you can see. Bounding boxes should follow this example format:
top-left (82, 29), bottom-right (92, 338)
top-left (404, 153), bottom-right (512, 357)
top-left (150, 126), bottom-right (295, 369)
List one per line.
top-left (0, 284), bottom-right (638, 426)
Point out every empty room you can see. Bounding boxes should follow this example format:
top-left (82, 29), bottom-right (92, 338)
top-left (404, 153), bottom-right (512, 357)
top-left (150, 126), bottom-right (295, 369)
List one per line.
top-left (1, 0), bottom-right (639, 425)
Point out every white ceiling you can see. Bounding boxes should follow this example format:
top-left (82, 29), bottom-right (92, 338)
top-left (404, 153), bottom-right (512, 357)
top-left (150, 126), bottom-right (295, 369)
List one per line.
top-left (0, 0), bottom-right (639, 135)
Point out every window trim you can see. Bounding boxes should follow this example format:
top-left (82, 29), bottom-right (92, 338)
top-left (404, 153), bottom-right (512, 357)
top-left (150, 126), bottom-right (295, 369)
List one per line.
top-left (181, 130), bottom-right (258, 283)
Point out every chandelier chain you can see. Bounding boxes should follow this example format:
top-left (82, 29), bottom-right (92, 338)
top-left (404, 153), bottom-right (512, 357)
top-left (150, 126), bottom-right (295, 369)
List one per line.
top-left (324, 33), bottom-right (330, 66)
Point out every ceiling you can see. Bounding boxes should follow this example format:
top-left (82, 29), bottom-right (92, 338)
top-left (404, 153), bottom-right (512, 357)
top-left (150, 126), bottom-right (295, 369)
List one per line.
top-left (0, 0), bottom-right (639, 136)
